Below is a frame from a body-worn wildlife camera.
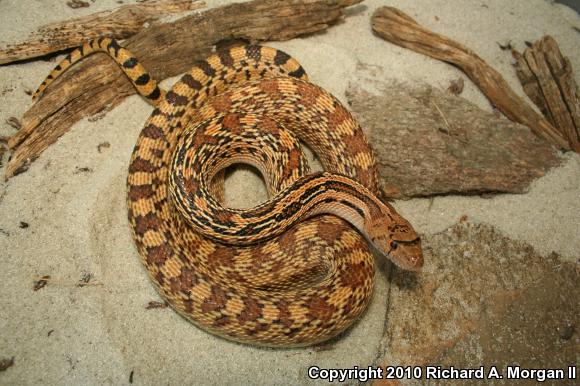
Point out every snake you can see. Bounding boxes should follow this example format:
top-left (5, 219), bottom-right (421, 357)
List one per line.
top-left (34, 37), bottom-right (423, 347)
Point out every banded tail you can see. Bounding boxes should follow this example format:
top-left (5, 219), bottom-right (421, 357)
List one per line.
top-left (33, 37), bottom-right (164, 106)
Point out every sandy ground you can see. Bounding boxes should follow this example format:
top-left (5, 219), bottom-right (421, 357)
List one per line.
top-left (0, 0), bottom-right (578, 384)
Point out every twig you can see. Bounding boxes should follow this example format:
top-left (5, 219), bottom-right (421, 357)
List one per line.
top-left (431, 101), bottom-right (452, 133)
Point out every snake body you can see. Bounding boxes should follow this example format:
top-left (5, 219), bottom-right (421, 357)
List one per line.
top-left (35, 40), bottom-right (423, 347)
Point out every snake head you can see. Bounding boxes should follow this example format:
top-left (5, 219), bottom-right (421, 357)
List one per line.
top-left (367, 215), bottom-right (423, 271)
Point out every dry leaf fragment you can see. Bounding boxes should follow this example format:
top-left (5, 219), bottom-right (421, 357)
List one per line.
top-left (447, 77), bottom-right (464, 95)
top-left (74, 166), bottom-right (93, 174)
top-left (33, 275), bottom-right (51, 291)
top-left (0, 357), bottom-right (15, 371)
top-left (67, 0), bottom-right (90, 9)
top-left (497, 40), bottom-right (513, 50)
top-left (77, 272), bottom-right (94, 287)
top-left (146, 300), bottom-right (169, 309)
top-left (97, 141), bottom-right (111, 153)
top-left (6, 117), bottom-right (21, 130)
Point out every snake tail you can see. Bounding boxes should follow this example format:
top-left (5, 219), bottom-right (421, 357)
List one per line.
top-left (33, 37), bottom-right (163, 105)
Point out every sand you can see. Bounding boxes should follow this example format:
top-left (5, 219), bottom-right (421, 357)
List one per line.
top-left (0, 0), bottom-right (578, 384)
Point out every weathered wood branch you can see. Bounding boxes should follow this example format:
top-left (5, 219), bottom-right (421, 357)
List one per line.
top-left (0, 0), bottom-right (205, 65)
top-left (371, 6), bottom-right (572, 152)
top-left (5, 0), bottom-right (363, 179)
top-left (513, 36), bottom-right (580, 152)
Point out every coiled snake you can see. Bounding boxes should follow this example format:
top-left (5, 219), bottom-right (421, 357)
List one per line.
top-left (34, 38), bottom-right (423, 347)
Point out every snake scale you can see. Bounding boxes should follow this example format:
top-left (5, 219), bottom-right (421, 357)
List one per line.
top-left (34, 38), bottom-right (423, 347)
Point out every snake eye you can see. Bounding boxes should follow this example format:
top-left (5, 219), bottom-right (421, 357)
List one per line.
top-left (390, 241), bottom-right (398, 250)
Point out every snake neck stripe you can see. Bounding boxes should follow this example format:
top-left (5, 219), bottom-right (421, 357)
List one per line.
top-left (35, 40), bottom-right (423, 347)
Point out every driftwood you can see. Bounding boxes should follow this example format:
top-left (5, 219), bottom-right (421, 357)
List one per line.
top-left (513, 36), bottom-right (580, 152)
top-left (5, 0), bottom-right (362, 179)
top-left (371, 6), bottom-right (572, 152)
top-left (0, 0), bottom-right (205, 65)
top-left (348, 65), bottom-right (559, 198)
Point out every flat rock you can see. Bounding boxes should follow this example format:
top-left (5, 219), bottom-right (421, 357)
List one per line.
top-left (375, 221), bottom-right (578, 385)
top-left (347, 65), bottom-right (561, 198)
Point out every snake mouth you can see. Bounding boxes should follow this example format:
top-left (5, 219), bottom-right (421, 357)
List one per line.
top-left (389, 237), bottom-right (423, 271)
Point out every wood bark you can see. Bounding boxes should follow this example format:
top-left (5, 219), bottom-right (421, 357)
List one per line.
top-left (513, 36), bottom-right (580, 152)
top-left (371, 6), bottom-right (572, 152)
top-left (374, 223), bottom-right (578, 386)
top-left (348, 67), bottom-right (559, 198)
top-left (5, 0), bottom-right (362, 179)
top-left (0, 0), bottom-right (205, 65)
